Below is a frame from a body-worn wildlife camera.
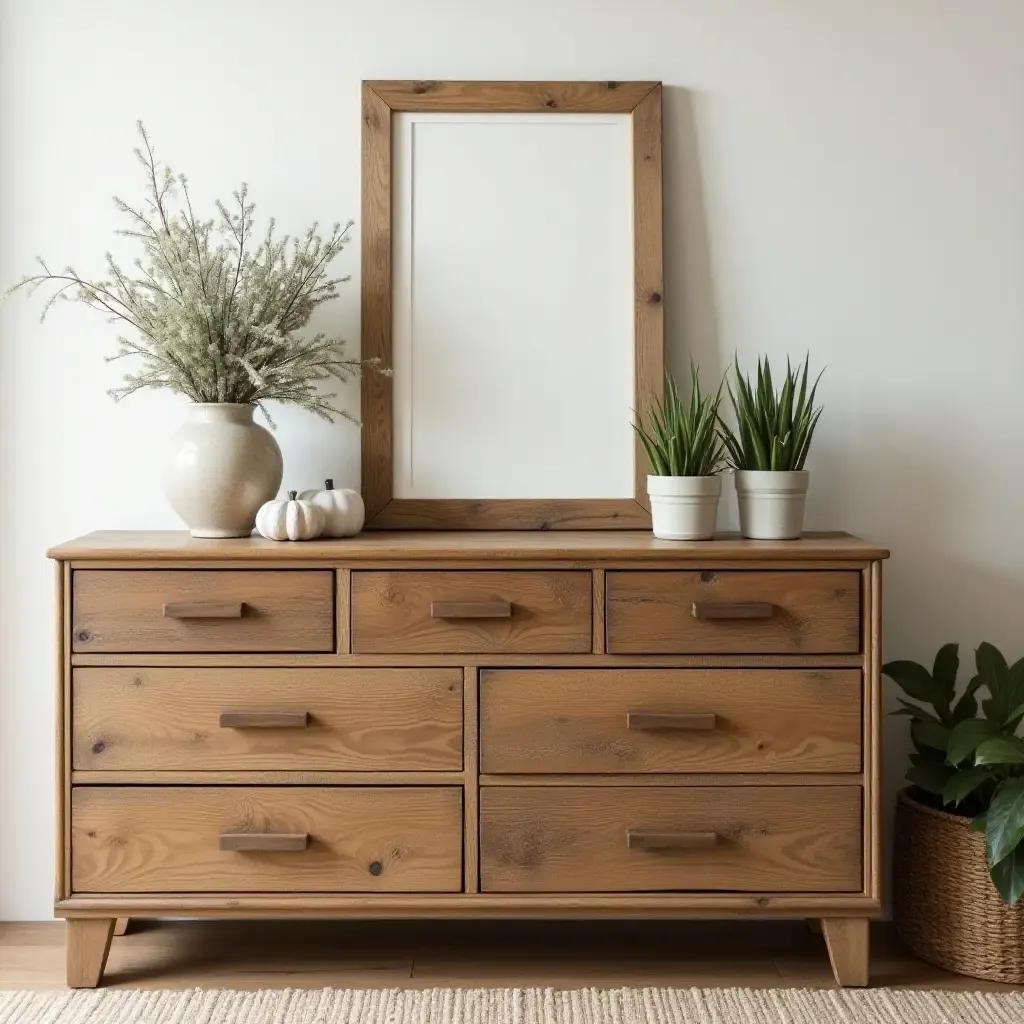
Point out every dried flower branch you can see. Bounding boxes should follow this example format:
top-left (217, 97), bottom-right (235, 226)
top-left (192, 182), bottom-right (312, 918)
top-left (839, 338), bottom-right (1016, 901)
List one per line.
top-left (7, 122), bottom-right (388, 424)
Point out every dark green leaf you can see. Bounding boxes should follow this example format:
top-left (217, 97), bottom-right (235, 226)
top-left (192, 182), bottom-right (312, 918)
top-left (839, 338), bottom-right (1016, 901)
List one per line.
top-left (946, 719), bottom-right (997, 766)
top-left (984, 779), bottom-right (1024, 866)
top-left (883, 660), bottom-right (941, 705)
top-left (911, 718), bottom-right (949, 753)
top-left (977, 642), bottom-right (1011, 723)
top-left (989, 845), bottom-right (1024, 906)
top-left (932, 643), bottom-right (959, 704)
top-left (906, 760), bottom-right (955, 796)
top-left (975, 736), bottom-right (1024, 766)
top-left (951, 675), bottom-right (983, 723)
top-left (941, 767), bottom-right (994, 807)
top-left (890, 698), bottom-right (944, 724)
top-left (972, 811), bottom-right (988, 833)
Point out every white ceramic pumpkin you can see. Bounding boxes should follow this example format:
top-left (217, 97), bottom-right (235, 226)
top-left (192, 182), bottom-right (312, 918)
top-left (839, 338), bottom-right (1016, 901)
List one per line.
top-left (298, 479), bottom-right (365, 538)
top-left (255, 491), bottom-right (325, 541)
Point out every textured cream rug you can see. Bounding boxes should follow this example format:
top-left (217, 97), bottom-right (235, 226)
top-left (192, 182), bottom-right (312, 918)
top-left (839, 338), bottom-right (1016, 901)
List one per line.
top-left (2, 987), bottom-right (1024, 1024)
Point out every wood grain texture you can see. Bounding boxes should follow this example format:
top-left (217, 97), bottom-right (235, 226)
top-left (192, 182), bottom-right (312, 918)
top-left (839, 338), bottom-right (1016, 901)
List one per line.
top-left (821, 916), bottom-right (870, 986)
top-left (66, 917), bottom-right (114, 987)
top-left (480, 786), bottom-right (863, 893)
top-left (49, 530), bottom-right (889, 562)
top-left (71, 786), bottom-right (463, 893)
top-left (367, 499), bottom-right (651, 531)
top-left (351, 571), bottom-right (592, 654)
top-left (72, 667), bottom-right (463, 771)
top-left (11, 919), bottom-right (972, 992)
top-left (337, 568), bottom-right (351, 654)
top-left (56, 893), bottom-right (881, 918)
top-left (358, 80), bottom-right (661, 531)
top-left (592, 569), bottom-right (606, 654)
top-left (71, 652), bottom-right (868, 670)
top-left (463, 667), bottom-right (480, 893)
top-left (365, 80), bottom-right (659, 113)
top-left (72, 570), bottom-right (334, 653)
top-left (606, 570), bottom-right (861, 654)
top-left (632, 84), bottom-right (663, 509)
top-left (360, 83), bottom-right (394, 521)
top-left (479, 669), bottom-right (862, 774)
top-left (867, 562), bottom-right (883, 900)
top-left (113, 917), bottom-right (130, 936)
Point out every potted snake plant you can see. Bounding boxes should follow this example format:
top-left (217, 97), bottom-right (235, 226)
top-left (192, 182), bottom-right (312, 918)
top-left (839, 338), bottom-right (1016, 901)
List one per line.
top-left (633, 364), bottom-right (727, 540)
top-left (884, 642), bottom-right (1024, 983)
top-left (719, 355), bottom-right (823, 540)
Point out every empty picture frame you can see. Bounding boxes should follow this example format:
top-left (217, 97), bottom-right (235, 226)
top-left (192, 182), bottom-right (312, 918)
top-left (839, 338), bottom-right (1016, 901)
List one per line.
top-left (361, 80), bottom-right (664, 529)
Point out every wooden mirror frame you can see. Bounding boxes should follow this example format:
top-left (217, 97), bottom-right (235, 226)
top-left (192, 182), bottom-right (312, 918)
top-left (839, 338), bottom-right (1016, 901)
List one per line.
top-left (360, 80), bottom-right (664, 530)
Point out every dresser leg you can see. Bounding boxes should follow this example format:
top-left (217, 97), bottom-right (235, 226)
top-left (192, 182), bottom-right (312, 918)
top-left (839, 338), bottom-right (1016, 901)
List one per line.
top-left (113, 918), bottom-right (131, 937)
top-left (820, 917), bottom-right (869, 987)
top-left (66, 918), bottom-right (115, 988)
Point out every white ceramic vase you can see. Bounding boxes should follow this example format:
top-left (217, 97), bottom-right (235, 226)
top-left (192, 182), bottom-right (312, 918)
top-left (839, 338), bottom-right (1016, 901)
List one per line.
top-left (734, 470), bottom-right (809, 540)
top-left (647, 474), bottom-right (721, 541)
top-left (163, 404), bottom-right (284, 538)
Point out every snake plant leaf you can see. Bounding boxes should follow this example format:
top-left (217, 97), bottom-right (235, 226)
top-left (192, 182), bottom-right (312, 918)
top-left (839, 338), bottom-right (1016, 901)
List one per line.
top-left (984, 778), bottom-right (1024, 874)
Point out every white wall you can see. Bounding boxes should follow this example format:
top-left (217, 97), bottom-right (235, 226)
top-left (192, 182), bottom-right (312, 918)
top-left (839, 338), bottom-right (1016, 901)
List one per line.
top-left (2, 0), bottom-right (1022, 920)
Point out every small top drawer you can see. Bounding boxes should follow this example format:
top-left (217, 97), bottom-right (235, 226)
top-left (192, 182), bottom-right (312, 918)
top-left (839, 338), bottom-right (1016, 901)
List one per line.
top-left (606, 570), bottom-right (860, 655)
top-left (351, 571), bottom-right (592, 654)
top-left (72, 570), bottom-right (335, 653)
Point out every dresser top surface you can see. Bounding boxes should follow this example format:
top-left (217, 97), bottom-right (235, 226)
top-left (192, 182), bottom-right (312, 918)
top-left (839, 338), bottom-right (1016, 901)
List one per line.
top-left (49, 530), bottom-right (888, 562)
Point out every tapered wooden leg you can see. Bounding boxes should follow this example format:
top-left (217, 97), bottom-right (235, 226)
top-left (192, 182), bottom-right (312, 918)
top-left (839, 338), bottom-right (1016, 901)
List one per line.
top-left (113, 918), bottom-right (131, 937)
top-left (821, 917), bottom-right (870, 987)
top-left (66, 918), bottom-right (115, 988)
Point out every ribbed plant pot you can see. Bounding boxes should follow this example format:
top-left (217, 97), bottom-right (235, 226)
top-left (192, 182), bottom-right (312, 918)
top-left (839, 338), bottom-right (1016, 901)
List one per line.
top-left (893, 788), bottom-right (1024, 984)
top-left (163, 403), bottom-right (283, 538)
top-left (647, 475), bottom-right (721, 541)
top-left (734, 470), bottom-right (808, 540)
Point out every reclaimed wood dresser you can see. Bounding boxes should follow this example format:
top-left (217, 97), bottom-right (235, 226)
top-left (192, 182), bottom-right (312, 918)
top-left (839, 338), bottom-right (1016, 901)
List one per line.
top-left (49, 530), bottom-right (887, 987)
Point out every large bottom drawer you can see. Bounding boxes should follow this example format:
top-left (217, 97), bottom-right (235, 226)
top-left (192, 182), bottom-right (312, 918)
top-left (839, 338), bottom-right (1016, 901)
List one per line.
top-left (480, 786), bottom-right (862, 893)
top-left (72, 786), bottom-right (463, 893)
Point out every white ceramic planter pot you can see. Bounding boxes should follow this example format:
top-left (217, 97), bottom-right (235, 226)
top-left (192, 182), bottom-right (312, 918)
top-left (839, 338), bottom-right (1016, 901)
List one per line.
top-left (164, 404), bottom-right (284, 538)
top-left (647, 475), bottom-right (721, 541)
top-left (734, 470), bottom-right (809, 540)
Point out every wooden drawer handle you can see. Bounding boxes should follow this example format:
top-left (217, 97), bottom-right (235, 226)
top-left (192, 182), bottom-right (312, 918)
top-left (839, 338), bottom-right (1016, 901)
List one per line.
top-left (219, 710), bottom-right (309, 729)
top-left (219, 832), bottom-right (308, 852)
top-left (627, 830), bottom-right (718, 851)
top-left (627, 712), bottom-right (717, 731)
top-left (164, 601), bottom-right (244, 619)
top-left (692, 601), bottom-right (773, 620)
top-left (430, 600), bottom-right (512, 619)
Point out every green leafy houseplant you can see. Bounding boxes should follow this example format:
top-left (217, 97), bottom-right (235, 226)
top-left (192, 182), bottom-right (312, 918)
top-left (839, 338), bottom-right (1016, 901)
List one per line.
top-left (633, 363), bottom-right (727, 477)
top-left (719, 355), bottom-right (823, 471)
top-left (7, 122), bottom-right (388, 424)
top-left (885, 642), bottom-right (1024, 904)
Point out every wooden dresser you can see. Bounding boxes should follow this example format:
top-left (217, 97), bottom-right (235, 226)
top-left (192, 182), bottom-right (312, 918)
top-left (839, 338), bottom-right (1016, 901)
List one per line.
top-left (49, 530), bottom-right (887, 988)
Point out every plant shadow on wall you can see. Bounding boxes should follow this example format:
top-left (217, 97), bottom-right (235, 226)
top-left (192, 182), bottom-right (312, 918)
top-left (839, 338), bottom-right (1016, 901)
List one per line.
top-left (5, 121), bottom-right (390, 538)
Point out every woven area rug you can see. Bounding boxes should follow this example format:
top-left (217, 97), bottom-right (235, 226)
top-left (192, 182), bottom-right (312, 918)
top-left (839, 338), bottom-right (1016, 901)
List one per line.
top-left (2, 987), bottom-right (1023, 1024)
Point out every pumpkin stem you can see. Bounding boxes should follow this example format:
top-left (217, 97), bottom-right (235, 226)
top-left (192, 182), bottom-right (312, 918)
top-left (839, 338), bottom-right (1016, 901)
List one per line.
top-left (325, 478), bottom-right (334, 489)
top-left (288, 491), bottom-right (297, 500)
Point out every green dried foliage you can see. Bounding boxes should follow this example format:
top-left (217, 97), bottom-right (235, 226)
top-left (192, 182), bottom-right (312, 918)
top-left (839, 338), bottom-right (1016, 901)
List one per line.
top-left (885, 643), bottom-right (1024, 905)
top-left (633, 363), bottom-right (727, 477)
top-left (7, 122), bottom-right (389, 424)
top-left (719, 355), bottom-right (823, 471)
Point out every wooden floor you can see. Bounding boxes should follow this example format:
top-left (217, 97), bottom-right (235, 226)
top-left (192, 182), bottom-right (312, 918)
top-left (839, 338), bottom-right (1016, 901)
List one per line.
top-left (1, 920), bottom-right (1020, 991)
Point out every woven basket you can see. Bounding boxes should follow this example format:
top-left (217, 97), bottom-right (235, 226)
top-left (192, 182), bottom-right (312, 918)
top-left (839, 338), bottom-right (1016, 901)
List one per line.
top-left (894, 787), bottom-right (1024, 983)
